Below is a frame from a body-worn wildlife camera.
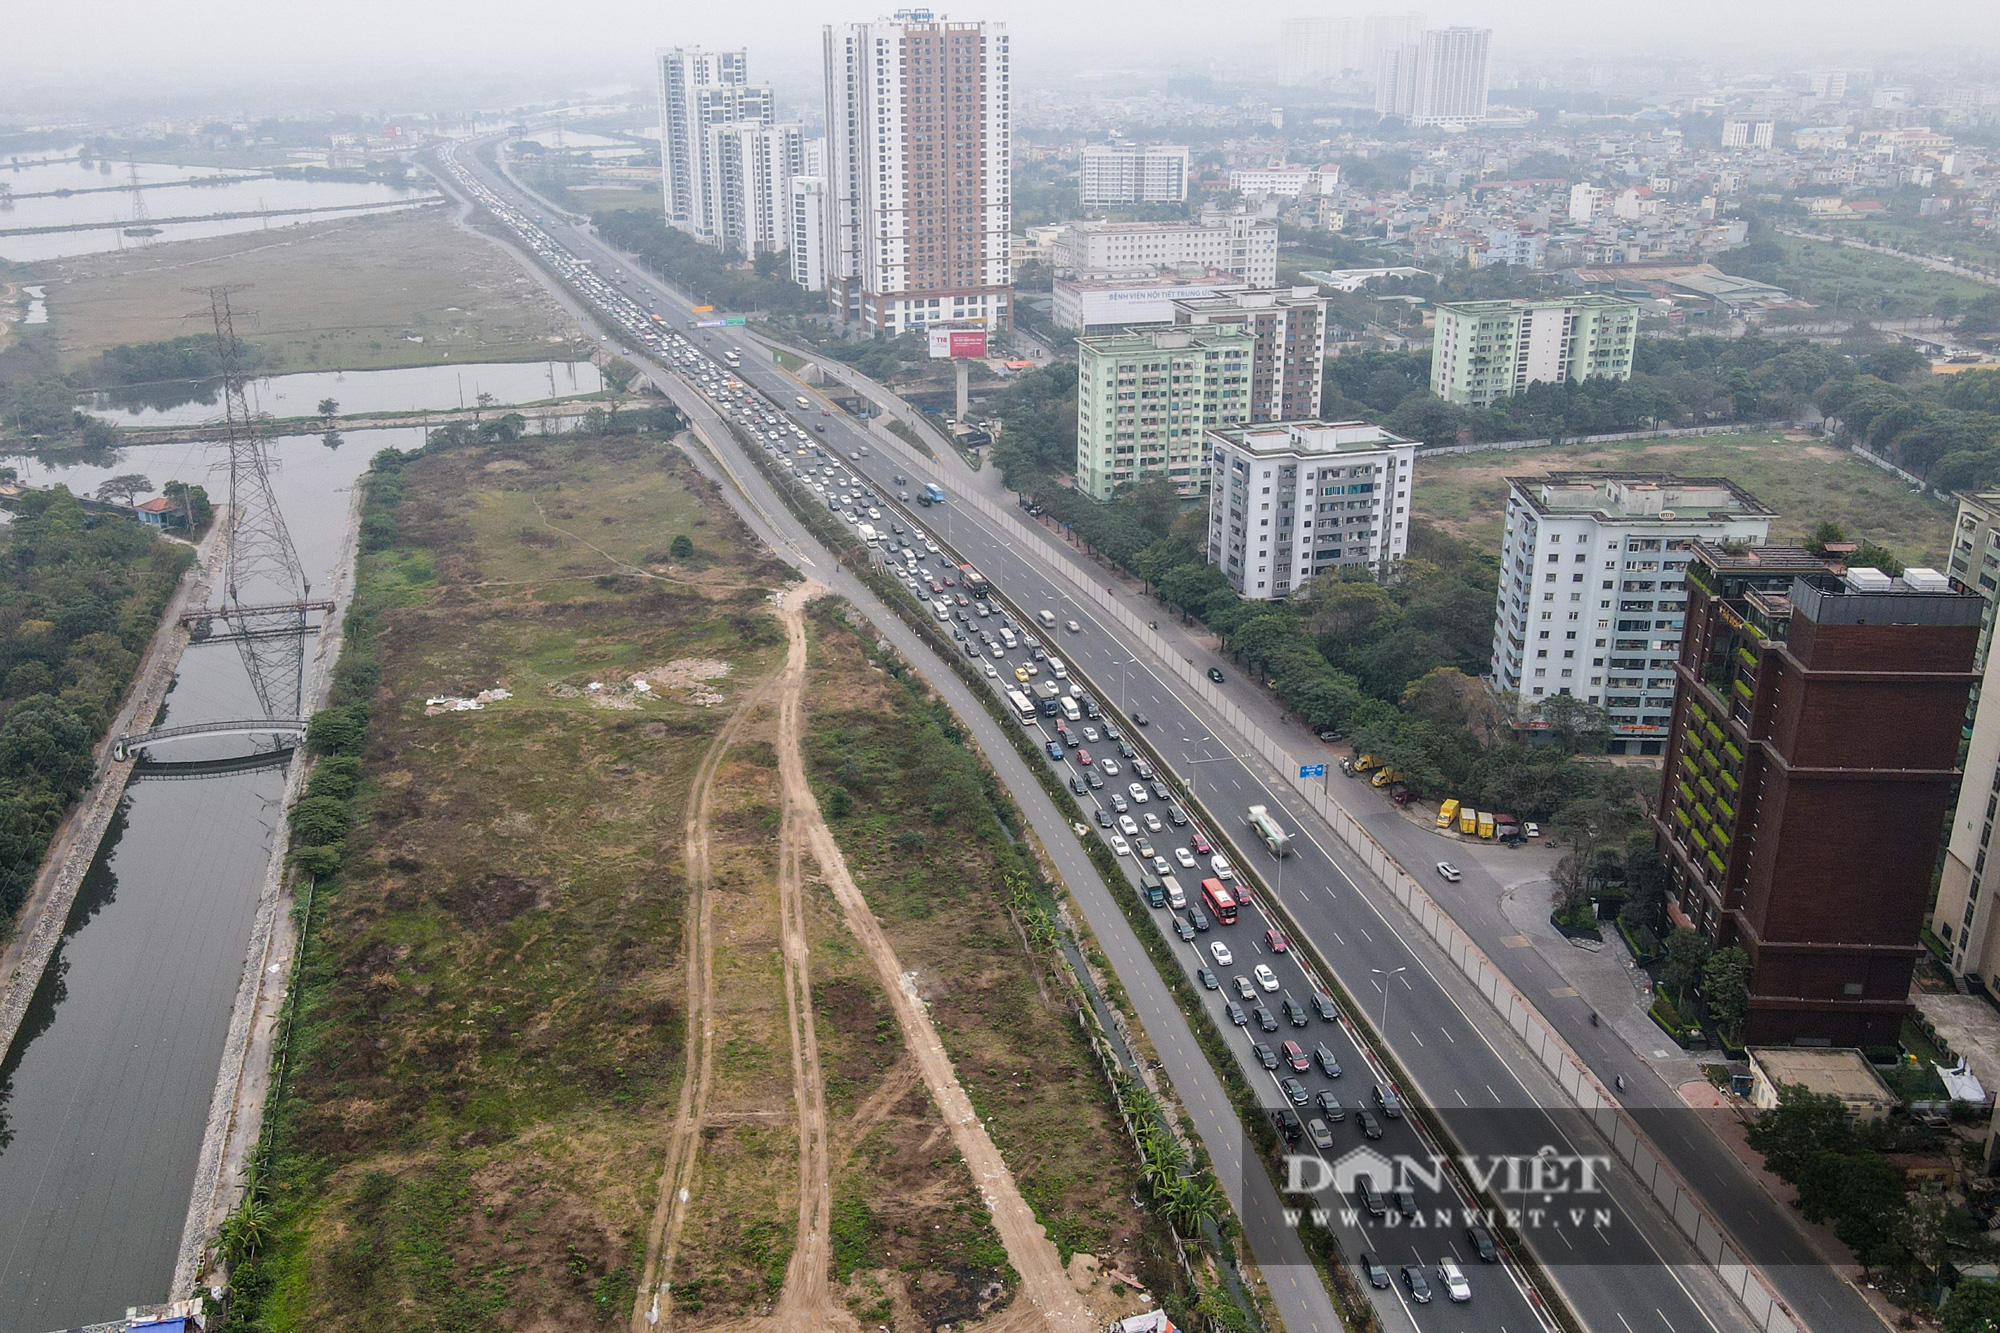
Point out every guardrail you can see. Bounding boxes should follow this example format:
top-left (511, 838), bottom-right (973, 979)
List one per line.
top-left (943, 484), bottom-right (1803, 1333)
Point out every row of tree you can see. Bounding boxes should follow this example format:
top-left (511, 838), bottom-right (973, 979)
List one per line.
top-left (593, 208), bottom-right (818, 317)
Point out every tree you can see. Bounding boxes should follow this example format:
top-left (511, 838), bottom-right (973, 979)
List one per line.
top-left (1746, 1085), bottom-right (1854, 1182)
top-left (162, 480), bottom-right (212, 531)
top-left (316, 397), bottom-right (340, 424)
top-left (1550, 853), bottom-right (1593, 926)
top-left (1941, 1279), bottom-right (2000, 1333)
top-left (669, 534), bottom-right (694, 560)
top-left (94, 472), bottom-right (155, 508)
top-left (1659, 928), bottom-right (1709, 1006)
top-left (1701, 946), bottom-right (1752, 1041)
top-left (1537, 694), bottom-right (1612, 754)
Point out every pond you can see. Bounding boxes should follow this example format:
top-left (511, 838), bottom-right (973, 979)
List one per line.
top-left (80, 360), bottom-right (605, 427)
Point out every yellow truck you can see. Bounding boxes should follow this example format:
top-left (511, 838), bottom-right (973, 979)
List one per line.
top-left (1371, 766), bottom-right (1402, 789)
top-left (1352, 753), bottom-right (1381, 773)
top-left (1460, 807), bottom-right (1478, 835)
top-left (1477, 811), bottom-right (1496, 840)
top-left (1436, 798), bottom-right (1460, 830)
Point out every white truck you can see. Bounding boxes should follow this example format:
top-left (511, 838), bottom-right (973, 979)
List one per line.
top-left (1247, 804), bottom-right (1292, 858)
top-left (858, 523), bottom-right (880, 547)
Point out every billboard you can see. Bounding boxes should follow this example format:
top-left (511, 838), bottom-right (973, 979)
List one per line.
top-left (928, 328), bottom-right (989, 360)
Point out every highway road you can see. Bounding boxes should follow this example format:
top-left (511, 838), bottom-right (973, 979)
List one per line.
top-left (433, 136), bottom-right (1872, 1333)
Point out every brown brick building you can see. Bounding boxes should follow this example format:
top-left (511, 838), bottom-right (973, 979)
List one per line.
top-left (1654, 544), bottom-right (1982, 1046)
top-left (1171, 286), bottom-right (1327, 424)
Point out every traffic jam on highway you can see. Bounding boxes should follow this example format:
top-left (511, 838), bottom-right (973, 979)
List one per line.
top-left (435, 140), bottom-right (1628, 1332)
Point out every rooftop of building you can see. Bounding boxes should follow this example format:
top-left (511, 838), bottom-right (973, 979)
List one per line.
top-left (1747, 1046), bottom-right (1899, 1110)
top-left (1687, 542), bottom-right (1830, 576)
top-left (1209, 419), bottom-right (1414, 457)
top-left (1435, 293), bottom-right (1640, 316)
top-left (1061, 214), bottom-right (1270, 235)
top-left (1076, 325), bottom-right (1255, 355)
top-left (1510, 473), bottom-right (1771, 522)
top-left (1693, 543), bottom-right (1982, 627)
top-left (1056, 268), bottom-right (1249, 293)
top-left (1173, 286), bottom-right (1325, 314)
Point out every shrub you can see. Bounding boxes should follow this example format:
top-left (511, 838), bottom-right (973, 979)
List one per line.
top-left (289, 795), bottom-right (353, 846)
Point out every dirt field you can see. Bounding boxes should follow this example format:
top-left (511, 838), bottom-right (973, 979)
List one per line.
top-left (29, 207), bottom-right (582, 377)
top-left (1414, 430), bottom-right (1956, 568)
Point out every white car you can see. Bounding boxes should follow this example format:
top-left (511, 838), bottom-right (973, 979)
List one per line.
top-left (1437, 1259), bottom-right (1471, 1303)
top-left (1254, 964), bottom-right (1280, 992)
top-left (1128, 782), bottom-right (1150, 805)
top-left (1110, 835), bottom-right (1131, 857)
top-left (982, 662), bottom-right (998, 678)
top-left (1524, 822), bottom-right (1541, 839)
top-left (1151, 855), bottom-right (1172, 876)
top-left (1436, 862), bottom-right (1463, 882)
top-left (1100, 759), bottom-right (1122, 778)
top-left (1065, 619), bottom-right (1081, 633)
top-left (1210, 940), bottom-right (1234, 967)
top-left (1210, 854), bottom-right (1234, 881)
top-left (1118, 815), bottom-right (1140, 837)
top-left (1174, 847), bottom-right (1198, 870)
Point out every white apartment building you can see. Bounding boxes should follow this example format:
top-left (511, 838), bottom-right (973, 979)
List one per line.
top-left (822, 11), bottom-right (1013, 333)
top-left (1053, 214), bottom-right (1279, 286)
top-left (1079, 143), bottom-right (1190, 205)
top-left (1376, 26), bottom-right (1491, 126)
top-left (1490, 474), bottom-right (1771, 751)
top-left (1568, 182), bottom-right (1605, 223)
top-left (1931, 632), bottom-right (2000, 989)
top-left (789, 175), bottom-right (826, 292)
top-left (1722, 118), bottom-right (1776, 149)
top-left (705, 121), bottom-right (803, 256)
top-left (1229, 165), bottom-right (1341, 198)
top-left (1052, 269), bottom-right (1248, 332)
top-left (658, 48), bottom-right (750, 231)
top-left (1207, 420), bottom-right (1417, 598)
top-left (1279, 16), bottom-right (1365, 85)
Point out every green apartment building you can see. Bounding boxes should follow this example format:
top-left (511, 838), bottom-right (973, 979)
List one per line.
top-left (1075, 325), bottom-right (1255, 500)
top-left (1429, 295), bottom-right (1640, 406)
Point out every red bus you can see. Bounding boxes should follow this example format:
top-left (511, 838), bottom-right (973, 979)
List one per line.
top-left (1199, 877), bottom-right (1238, 926)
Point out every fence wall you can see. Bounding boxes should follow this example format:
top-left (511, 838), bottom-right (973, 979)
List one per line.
top-left (1414, 420), bottom-right (1792, 459)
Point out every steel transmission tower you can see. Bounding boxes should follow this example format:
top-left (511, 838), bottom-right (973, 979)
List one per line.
top-left (184, 288), bottom-right (329, 727)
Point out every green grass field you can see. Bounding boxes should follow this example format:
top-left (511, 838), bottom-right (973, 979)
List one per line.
top-left (1414, 430), bottom-right (1955, 568)
top-left (1765, 232), bottom-right (1993, 314)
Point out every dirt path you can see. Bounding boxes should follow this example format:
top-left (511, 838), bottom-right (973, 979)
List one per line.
top-left (769, 586), bottom-right (1093, 1333)
top-left (769, 590), bottom-right (851, 1333)
top-left (631, 666), bottom-right (777, 1329)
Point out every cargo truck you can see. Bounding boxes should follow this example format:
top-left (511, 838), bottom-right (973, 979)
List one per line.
top-left (1247, 805), bottom-right (1292, 857)
top-left (1436, 798), bottom-right (1460, 830)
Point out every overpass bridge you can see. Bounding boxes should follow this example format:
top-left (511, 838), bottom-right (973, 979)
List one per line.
top-left (113, 718), bottom-right (307, 762)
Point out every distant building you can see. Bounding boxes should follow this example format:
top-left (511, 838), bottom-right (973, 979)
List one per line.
top-left (1429, 295), bottom-right (1639, 406)
top-left (1079, 143), bottom-right (1191, 205)
top-left (657, 48), bottom-right (750, 232)
top-left (135, 497), bottom-right (175, 528)
top-left (1052, 269), bottom-right (1249, 332)
top-left (1722, 118), bottom-right (1776, 150)
top-left (1490, 474), bottom-right (1771, 748)
top-left (655, 48), bottom-right (778, 247)
top-left (1206, 420), bottom-right (1417, 598)
top-left (1279, 16), bottom-right (1365, 85)
top-left (1377, 26), bottom-right (1492, 126)
top-left (1930, 491), bottom-right (2000, 987)
top-left (1053, 213), bottom-right (1279, 286)
top-left (1567, 183), bottom-right (1605, 223)
top-left (1656, 548), bottom-right (1981, 1046)
top-left (1172, 285), bottom-right (1327, 423)
top-left (822, 12), bottom-right (1012, 333)
top-left (1228, 165), bottom-right (1341, 198)
top-left (1074, 326), bottom-right (1255, 500)
top-left (705, 121), bottom-right (803, 256)
top-left (788, 175), bottom-right (826, 292)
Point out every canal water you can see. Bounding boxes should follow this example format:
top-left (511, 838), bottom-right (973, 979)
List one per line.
top-left (80, 359), bottom-right (605, 428)
top-left (0, 427), bottom-right (421, 1332)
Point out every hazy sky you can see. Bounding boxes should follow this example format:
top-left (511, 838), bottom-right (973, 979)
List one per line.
top-left (10, 0), bottom-right (1999, 106)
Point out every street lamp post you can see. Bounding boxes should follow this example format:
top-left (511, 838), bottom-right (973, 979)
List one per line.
top-left (1372, 965), bottom-right (1408, 1037)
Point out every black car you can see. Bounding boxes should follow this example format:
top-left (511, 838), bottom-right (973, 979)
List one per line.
top-left (1168, 805), bottom-right (1189, 827)
top-left (1354, 1176), bottom-right (1387, 1217)
top-left (1151, 780), bottom-right (1173, 801)
top-left (1132, 712), bottom-right (1149, 726)
top-left (1094, 808), bottom-right (1113, 829)
top-left (1467, 1225), bottom-right (1499, 1263)
top-left (1086, 772), bottom-right (1106, 790)
top-left (1402, 1266), bottom-right (1432, 1304)
top-left (1315, 1090), bottom-right (1346, 1121)
top-left (1187, 905), bottom-right (1210, 932)
top-left (1207, 666), bottom-right (1225, 683)
top-left (1280, 1077), bottom-right (1309, 1106)
top-left (1356, 1109), bottom-right (1383, 1139)
top-left (1173, 917), bottom-right (1196, 942)
top-left (1118, 741), bottom-right (1137, 759)
top-left (1252, 1042), bottom-right (1279, 1070)
top-left (1276, 1108), bottom-right (1304, 1142)
top-left (1373, 1083), bottom-right (1404, 1119)
top-left (1314, 1043), bottom-right (1343, 1078)
top-left (1197, 967), bottom-right (1220, 991)
top-left (1226, 1000), bottom-right (1248, 1026)
top-left (1284, 998), bottom-right (1310, 1028)
top-left (1253, 1005), bottom-right (1279, 1033)
top-left (1393, 1187), bottom-right (1417, 1218)
top-left (1069, 777), bottom-right (1088, 795)
top-left (1359, 1253), bottom-right (1391, 1289)
top-left (1312, 992), bottom-right (1340, 1022)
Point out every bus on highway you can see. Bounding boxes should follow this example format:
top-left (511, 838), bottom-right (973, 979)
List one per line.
top-left (958, 564), bottom-right (991, 596)
top-left (1247, 805), bottom-right (1291, 857)
top-left (1199, 877), bottom-right (1239, 926)
top-left (724, 347), bottom-right (743, 367)
top-left (1006, 689), bottom-right (1037, 725)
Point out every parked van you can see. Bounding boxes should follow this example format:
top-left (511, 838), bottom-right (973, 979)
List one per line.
top-left (1436, 798), bottom-right (1461, 830)
top-left (1039, 609), bottom-right (1057, 628)
top-left (1162, 874), bottom-right (1188, 910)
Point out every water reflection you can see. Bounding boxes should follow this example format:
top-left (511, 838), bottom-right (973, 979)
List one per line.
top-left (80, 360), bottom-right (604, 426)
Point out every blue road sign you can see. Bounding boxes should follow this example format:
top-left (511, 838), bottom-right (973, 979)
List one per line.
top-left (1300, 763), bottom-right (1326, 778)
